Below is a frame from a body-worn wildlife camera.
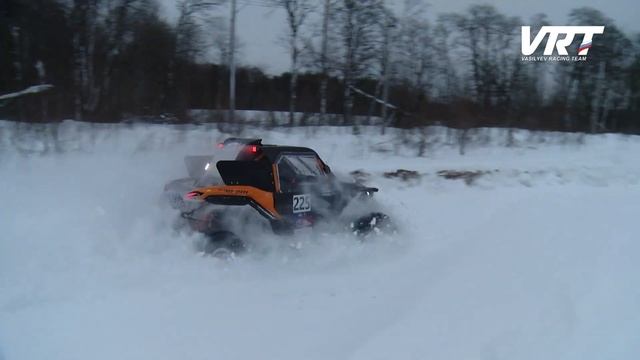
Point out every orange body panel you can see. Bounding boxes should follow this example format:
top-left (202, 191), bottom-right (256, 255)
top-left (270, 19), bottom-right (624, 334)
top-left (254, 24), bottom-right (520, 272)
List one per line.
top-left (190, 185), bottom-right (281, 219)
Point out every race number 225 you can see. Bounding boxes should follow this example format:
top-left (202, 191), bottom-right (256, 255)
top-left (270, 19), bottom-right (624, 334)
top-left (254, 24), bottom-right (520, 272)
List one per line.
top-left (292, 194), bottom-right (311, 213)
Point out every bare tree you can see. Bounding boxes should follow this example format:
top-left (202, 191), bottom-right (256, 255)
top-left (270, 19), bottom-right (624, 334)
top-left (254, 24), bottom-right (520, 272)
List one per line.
top-left (70, 0), bottom-right (99, 121)
top-left (175, 0), bottom-right (223, 61)
top-left (171, 0), bottom-right (224, 120)
top-left (431, 20), bottom-right (459, 102)
top-left (70, 0), bottom-right (156, 120)
top-left (208, 18), bottom-right (231, 112)
top-left (396, 0), bottom-right (431, 94)
top-left (562, 8), bottom-right (632, 133)
top-left (9, 25), bottom-right (25, 120)
top-left (442, 5), bottom-right (520, 110)
top-left (300, 0), bottom-right (340, 124)
top-left (365, 5), bottom-right (396, 127)
top-left (271, 0), bottom-right (313, 126)
top-left (319, 0), bottom-right (332, 123)
top-left (332, 0), bottom-right (384, 127)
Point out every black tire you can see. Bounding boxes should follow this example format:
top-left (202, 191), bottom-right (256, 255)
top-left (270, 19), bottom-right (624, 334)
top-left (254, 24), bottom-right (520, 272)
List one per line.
top-left (201, 231), bottom-right (246, 259)
top-left (350, 212), bottom-right (395, 237)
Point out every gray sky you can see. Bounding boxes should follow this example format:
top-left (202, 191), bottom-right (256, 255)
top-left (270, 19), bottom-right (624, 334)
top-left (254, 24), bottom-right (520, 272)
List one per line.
top-left (159, 0), bottom-right (639, 75)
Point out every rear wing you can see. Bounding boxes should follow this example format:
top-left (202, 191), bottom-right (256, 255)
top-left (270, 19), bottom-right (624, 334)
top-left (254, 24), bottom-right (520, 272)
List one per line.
top-left (216, 160), bottom-right (274, 192)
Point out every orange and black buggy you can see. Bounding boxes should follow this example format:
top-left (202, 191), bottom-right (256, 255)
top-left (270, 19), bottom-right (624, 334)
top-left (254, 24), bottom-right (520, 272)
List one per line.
top-left (164, 138), bottom-right (393, 257)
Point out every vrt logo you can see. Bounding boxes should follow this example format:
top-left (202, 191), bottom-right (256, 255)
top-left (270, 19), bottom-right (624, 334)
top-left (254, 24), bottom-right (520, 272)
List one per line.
top-left (521, 26), bottom-right (605, 56)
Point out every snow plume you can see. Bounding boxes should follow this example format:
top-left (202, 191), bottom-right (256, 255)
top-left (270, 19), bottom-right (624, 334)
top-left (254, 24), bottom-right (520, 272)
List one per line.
top-left (1, 121), bottom-right (640, 360)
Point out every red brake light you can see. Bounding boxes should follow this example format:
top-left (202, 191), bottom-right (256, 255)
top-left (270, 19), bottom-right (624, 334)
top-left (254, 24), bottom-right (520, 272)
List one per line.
top-left (250, 145), bottom-right (258, 153)
top-left (217, 143), bottom-right (224, 149)
top-left (185, 191), bottom-right (202, 200)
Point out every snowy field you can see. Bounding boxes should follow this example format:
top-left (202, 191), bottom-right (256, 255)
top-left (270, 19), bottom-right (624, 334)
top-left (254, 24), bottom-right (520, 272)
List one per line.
top-left (0, 121), bottom-right (639, 360)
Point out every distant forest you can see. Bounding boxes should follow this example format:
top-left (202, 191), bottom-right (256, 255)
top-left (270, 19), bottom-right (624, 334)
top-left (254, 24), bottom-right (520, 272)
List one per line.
top-left (2, 0), bottom-right (640, 134)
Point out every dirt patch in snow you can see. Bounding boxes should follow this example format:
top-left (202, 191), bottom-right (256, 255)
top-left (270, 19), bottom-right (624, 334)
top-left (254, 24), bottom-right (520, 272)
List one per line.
top-left (437, 170), bottom-right (496, 185)
top-left (383, 169), bottom-right (422, 181)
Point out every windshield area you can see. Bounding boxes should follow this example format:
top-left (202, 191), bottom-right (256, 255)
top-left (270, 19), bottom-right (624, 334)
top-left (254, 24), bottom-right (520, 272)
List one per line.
top-left (277, 154), bottom-right (325, 192)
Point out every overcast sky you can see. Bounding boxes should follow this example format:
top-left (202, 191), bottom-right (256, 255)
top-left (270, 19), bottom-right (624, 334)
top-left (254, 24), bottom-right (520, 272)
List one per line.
top-left (159, 0), bottom-right (639, 75)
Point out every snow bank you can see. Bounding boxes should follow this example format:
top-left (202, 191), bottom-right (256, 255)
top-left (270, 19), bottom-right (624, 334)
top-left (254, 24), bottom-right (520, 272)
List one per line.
top-left (0, 121), bottom-right (639, 360)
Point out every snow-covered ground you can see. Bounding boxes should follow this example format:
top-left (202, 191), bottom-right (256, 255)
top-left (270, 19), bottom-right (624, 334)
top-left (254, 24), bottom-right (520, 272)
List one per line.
top-left (1, 121), bottom-right (639, 360)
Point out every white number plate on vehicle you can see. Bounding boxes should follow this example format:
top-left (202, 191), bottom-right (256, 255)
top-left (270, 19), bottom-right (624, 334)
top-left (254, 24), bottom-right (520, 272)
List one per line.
top-left (292, 194), bottom-right (311, 213)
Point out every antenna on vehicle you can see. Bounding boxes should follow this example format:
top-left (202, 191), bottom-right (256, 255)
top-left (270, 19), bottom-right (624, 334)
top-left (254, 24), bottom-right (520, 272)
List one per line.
top-left (222, 138), bottom-right (262, 146)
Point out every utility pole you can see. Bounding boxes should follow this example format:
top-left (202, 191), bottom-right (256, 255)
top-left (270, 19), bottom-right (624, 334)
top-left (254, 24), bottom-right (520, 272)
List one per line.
top-left (381, 13), bottom-right (392, 129)
top-left (228, 0), bottom-right (237, 124)
top-left (320, 0), bottom-right (330, 123)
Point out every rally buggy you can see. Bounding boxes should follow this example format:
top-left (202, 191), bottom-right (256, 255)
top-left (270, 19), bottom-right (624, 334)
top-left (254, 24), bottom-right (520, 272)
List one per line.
top-left (164, 138), bottom-right (393, 257)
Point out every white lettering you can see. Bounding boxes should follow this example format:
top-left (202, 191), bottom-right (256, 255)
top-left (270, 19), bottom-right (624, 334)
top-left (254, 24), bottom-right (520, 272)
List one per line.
top-left (521, 26), bottom-right (605, 56)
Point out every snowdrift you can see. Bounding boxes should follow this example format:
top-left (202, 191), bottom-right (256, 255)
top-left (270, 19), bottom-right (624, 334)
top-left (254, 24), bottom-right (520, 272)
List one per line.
top-left (1, 121), bottom-right (639, 360)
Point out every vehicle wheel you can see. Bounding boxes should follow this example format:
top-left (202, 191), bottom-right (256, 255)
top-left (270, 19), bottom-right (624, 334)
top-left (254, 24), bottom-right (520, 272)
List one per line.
top-left (201, 231), bottom-right (246, 259)
top-left (350, 212), bottom-right (395, 237)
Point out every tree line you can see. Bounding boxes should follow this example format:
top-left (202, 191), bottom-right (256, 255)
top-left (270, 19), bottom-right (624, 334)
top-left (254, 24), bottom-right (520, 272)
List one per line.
top-left (2, 0), bottom-right (640, 134)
